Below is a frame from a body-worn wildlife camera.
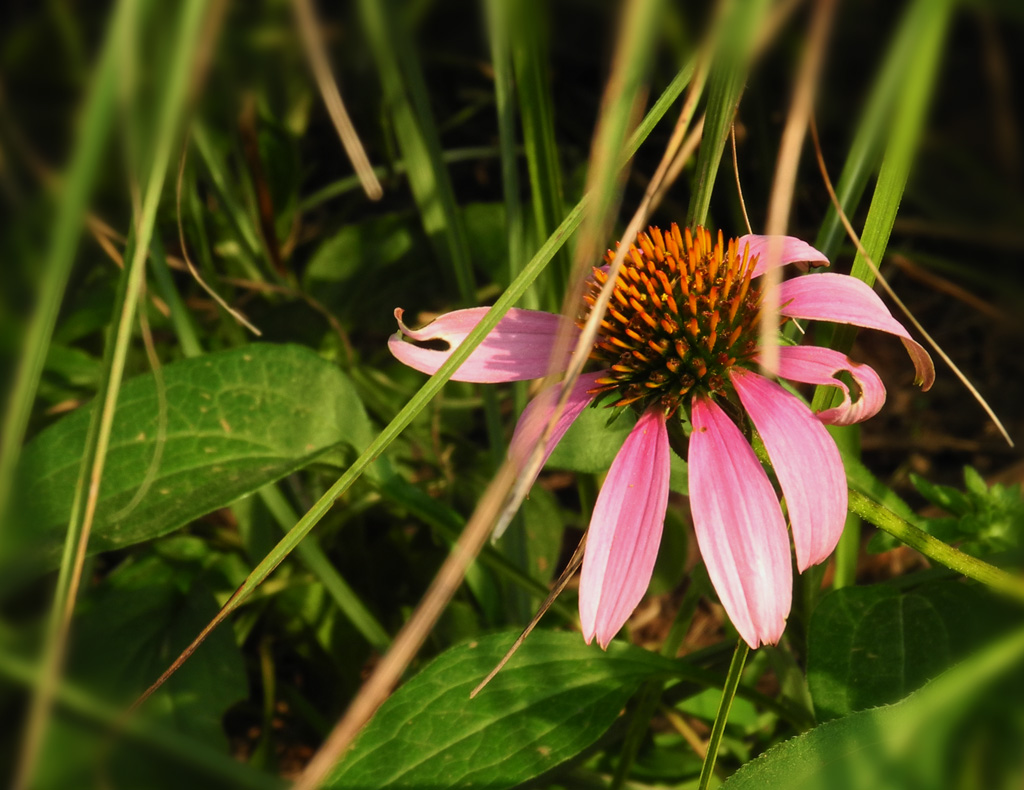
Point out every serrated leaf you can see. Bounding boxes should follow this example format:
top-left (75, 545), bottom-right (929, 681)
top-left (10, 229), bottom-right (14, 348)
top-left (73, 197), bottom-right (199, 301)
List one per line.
top-left (807, 582), bottom-right (1013, 721)
top-left (723, 625), bottom-right (1024, 790)
top-left (7, 344), bottom-right (370, 573)
top-left (326, 630), bottom-right (677, 790)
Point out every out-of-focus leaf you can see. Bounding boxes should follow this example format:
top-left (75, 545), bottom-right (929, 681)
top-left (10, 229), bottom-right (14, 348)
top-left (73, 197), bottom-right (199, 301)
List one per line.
top-left (722, 625), bottom-right (1024, 790)
top-left (520, 485), bottom-right (565, 587)
top-left (35, 549), bottom-right (249, 790)
top-left (6, 344), bottom-right (371, 573)
top-left (807, 582), bottom-right (1015, 721)
top-left (326, 630), bottom-right (677, 790)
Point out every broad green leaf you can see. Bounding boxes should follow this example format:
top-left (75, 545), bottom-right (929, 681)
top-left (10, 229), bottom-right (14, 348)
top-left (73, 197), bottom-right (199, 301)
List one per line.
top-left (723, 625), bottom-right (1024, 790)
top-left (807, 582), bottom-right (1013, 720)
top-left (6, 344), bottom-right (370, 572)
top-left (326, 630), bottom-right (677, 789)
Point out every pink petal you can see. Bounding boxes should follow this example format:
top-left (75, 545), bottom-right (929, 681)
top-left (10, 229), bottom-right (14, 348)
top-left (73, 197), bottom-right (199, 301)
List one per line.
top-left (731, 369), bottom-right (847, 572)
top-left (579, 407), bottom-right (671, 649)
top-left (737, 234), bottom-right (830, 278)
top-left (777, 274), bottom-right (935, 390)
top-left (770, 345), bottom-right (886, 426)
top-left (689, 397), bottom-right (792, 648)
top-left (508, 371), bottom-right (605, 487)
top-left (388, 307), bottom-right (576, 383)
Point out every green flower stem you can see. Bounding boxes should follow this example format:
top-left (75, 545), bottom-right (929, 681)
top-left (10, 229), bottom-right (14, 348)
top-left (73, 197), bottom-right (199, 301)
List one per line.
top-left (848, 489), bottom-right (1024, 603)
top-left (697, 638), bottom-right (749, 790)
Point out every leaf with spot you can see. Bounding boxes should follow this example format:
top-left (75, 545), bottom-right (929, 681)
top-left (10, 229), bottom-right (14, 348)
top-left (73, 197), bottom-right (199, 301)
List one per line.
top-left (5, 344), bottom-right (371, 574)
top-left (326, 630), bottom-right (678, 789)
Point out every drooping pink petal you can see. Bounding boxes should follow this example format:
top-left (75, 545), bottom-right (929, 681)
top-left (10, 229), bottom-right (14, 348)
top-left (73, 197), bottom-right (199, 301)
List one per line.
top-left (777, 274), bottom-right (935, 390)
top-left (580, 407), bottom-right (670, 649)
top-left (689, 397), bottom-right (792, 648)
top-left (731, 369), bottom-right (847, 572)
top-left (737, 235), bottom-right (830, 278)
top-left (508, 371), bottom-right (605, 487)
top-left (769, 345), bottom-right (886, 426)
top-left (388, 307), bottom-right (576, 383)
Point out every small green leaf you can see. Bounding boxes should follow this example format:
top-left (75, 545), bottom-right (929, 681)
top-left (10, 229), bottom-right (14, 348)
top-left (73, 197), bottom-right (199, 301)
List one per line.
top-left (326, 630), bottom-right (676, 790)
top-left (547, 405), bottom-right (634, 474)
top-left (7, 344), bottom-right (370, 572)
top-left (546, 406), bottom-right (688, 494)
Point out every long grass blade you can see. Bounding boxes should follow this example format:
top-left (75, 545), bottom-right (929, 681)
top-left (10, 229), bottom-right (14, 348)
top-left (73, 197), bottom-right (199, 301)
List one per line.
top-left (0, 0), bottom-right (130, 531)
top-left (13, 2), bottom-right (213, 786)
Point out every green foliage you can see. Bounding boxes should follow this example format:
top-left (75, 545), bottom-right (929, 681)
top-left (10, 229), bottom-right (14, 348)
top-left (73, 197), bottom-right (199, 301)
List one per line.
top-left (3, 0), bottom-right (1023, 787)
top-left (723, 626), bottom-right (1024, 790)
top-left (327, 630), bottom-right (676, 789)
top-left (869, 466), bottom-right (1024, 555)
top-left (912, 468), bottom-right (1024, 553)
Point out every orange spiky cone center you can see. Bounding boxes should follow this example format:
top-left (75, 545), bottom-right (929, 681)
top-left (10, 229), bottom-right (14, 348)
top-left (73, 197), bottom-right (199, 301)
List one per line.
top-left (580, 224), bottom-right (771, 413)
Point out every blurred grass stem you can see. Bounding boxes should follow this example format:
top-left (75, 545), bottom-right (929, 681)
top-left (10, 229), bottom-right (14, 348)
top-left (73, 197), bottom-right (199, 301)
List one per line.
top-left (13, 2), bottom-right (211, 787)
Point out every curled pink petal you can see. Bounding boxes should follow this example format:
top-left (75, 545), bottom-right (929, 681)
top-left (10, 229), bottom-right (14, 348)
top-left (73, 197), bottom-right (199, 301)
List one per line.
top-left (508, 371), bottom-right (605, 487)
top-left (689, 397), bottom-right (792, 648)
top-left (737, 234), bottom-right (830, 278)
top-left (580, 408), bottom-right (670, 649)
top-left (769, 345), bottom-right (886, 426)
top-left (388, 307), bottom-right (575, 383)
top-left (731, 370), bottom-right (847, 572)
top-left (778, 274), bottom-right (935, 390)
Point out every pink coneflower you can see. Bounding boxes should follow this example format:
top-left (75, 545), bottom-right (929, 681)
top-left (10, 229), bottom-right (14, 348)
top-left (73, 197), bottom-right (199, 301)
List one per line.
top-left (389, 225), bottom-right (934, 649)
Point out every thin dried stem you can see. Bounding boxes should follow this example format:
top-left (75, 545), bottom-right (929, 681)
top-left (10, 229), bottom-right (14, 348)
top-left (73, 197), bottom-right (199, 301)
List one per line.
top-left (809, 117), bottom-right (1013, 447)
top-left (292, 462), bottom-right (518, 790)
top-left (730, 123), bottom-right (752, 234)
top-left (470, 535), bottom-right (587, 698)
top-left (174, 143), bottom-right (262, 335)
top-left (292, 0), bottom-right (383, 201)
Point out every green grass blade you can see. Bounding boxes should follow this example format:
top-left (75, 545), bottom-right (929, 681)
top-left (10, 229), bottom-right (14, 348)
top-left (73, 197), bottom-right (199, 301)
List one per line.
top-left (14, 2), bottom-right (213, 786)
top-left (0, 0), bottom-right (130, 530)
top-left (812, 0), bottom-right (953, 590)
top-left (688, 0), bottom-right (770, 227)
top-left (258, 484), bottom-right (391, 651)
top-left (358, 0), bottom-right (476, 305)
top-left (813, 0), bottom-right (938, 259)
top-left (575, 0), bottom-right (663, 271)
top-left (510, 0), bottom-right (570, 309)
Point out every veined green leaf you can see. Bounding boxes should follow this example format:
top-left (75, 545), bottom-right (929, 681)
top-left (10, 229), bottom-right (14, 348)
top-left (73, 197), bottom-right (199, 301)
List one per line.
top-left (326, 630), bottom-right (677, 790)
top-left (6, 344), bottom-right (371, 574)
